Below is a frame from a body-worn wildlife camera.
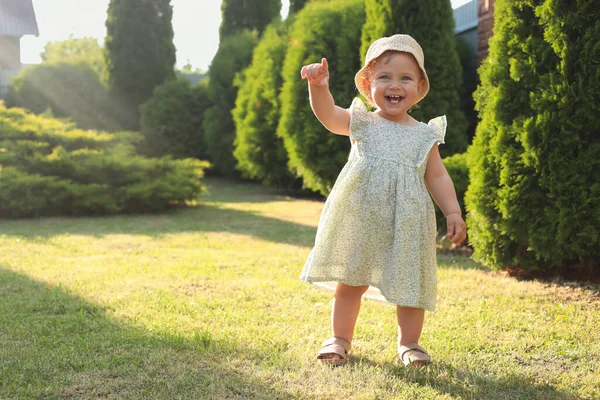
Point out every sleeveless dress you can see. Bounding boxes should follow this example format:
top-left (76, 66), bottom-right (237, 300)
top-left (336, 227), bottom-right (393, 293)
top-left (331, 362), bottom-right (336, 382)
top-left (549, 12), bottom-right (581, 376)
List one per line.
top-left (300, 98), bottom-right (446, 311)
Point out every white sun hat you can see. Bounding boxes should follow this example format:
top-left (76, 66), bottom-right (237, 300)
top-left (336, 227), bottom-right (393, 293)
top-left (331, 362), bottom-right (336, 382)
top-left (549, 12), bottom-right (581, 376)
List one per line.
top-left (354, 34), bottom-right (430, 106)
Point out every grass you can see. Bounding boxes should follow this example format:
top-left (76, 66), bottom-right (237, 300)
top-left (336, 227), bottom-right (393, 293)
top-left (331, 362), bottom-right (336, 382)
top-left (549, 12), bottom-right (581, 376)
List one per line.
top-left (0, 177), bottom-right (598, 399)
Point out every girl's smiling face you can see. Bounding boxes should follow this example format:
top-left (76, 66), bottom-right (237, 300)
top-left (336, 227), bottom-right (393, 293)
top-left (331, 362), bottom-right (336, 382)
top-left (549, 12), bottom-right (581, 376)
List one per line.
top-left (367, 51), bottom-right (425, 124)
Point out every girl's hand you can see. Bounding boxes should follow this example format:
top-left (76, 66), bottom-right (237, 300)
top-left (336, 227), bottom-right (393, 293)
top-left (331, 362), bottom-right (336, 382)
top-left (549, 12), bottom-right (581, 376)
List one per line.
top-left (445, 213), bottom-right (466, 244)
top-left (300, 58), bottom-right (329, 87)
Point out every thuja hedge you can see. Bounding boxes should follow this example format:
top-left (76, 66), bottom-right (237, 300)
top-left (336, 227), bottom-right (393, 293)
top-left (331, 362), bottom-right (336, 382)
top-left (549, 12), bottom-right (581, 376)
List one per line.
top-left (465, 0), bottom-right (599, 274)
top-left (0, 103), bottom-right (208, 218)
top-left (278, 0), bottom-right (365, 195)
top-left (232, 21), bottom-right (297, 187)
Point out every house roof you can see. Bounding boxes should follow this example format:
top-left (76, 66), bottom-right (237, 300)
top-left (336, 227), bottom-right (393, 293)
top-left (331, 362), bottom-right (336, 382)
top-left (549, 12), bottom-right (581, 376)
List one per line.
top-left (0, 0), bottom-right (39, 37)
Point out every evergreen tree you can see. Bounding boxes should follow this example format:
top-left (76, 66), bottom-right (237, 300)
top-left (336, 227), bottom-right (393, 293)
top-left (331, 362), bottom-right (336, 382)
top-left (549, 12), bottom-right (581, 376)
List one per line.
top-left (360, 0), bottom-right (468, 156)
top-left (466, 0), bottom-right (599, 274)
top-left (203, 30), bottom-right (258, 177)
top-left (104, 0), bottom-right (176, 130)
top-left (219, 0), bottom-right (281, 39)
top-left (289, 0), bottom-right (310, 14)
top-left (140, 79), bottom-right (211, 160)
top-left (278, 0), bottom-right (365, 195)
top-left (232, 22), bottom-right (297, 187)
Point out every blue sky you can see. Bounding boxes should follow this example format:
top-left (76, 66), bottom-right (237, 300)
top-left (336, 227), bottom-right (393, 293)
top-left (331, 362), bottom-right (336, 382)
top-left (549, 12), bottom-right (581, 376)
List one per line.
top-left (21, 0), bottom-right (471, 72)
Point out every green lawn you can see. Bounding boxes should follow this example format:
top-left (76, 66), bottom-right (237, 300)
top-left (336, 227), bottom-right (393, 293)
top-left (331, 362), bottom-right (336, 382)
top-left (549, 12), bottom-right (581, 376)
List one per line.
top-left (0, 177), bottom-right (598, 399)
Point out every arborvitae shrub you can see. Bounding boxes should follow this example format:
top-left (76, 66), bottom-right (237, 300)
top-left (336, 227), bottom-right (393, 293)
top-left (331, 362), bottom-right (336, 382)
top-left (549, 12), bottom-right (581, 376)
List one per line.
top-left (466, 0), bottom-right (599, 274)
top-left (104, 0), bottom-right (176, 130)
top-left (435, 152), bottom-right (469, 234)
top-left (277, 0), bottom-right (365, 195)
top-left (233, 22), bottom-right (297, 187)
top-left (6, 62), bottom-right (120, 131)
top-left (219, 0), bottom-right (281, 39)
top-left (140, 79), bottom-right (211, 161)
top-left (203, 30), bottom-right (258, 177)
top-left (360, 0), bottom-right (468, 156)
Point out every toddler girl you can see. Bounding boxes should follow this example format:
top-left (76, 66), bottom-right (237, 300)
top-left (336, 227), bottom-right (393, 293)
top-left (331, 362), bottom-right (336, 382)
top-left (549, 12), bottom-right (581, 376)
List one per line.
top-left (299, 34), bottom-right (467, 367)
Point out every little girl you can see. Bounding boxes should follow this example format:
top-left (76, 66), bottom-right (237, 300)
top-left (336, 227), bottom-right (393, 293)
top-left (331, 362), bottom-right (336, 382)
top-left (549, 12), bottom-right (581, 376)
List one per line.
top-left (299, 34), bottom-right (467, 367)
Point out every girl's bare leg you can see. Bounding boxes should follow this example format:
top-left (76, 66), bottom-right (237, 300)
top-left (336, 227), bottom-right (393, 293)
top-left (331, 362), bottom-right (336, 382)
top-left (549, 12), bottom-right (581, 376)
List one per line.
top-left (321, 282), bottom-right (369, 360)
top-left (396, 306), bottom-right (426, 366)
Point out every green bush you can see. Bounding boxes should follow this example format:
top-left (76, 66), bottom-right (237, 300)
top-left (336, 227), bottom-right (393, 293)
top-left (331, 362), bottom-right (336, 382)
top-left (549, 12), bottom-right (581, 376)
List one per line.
top-left (465, 0), bottom-right (599, 274)
top-left (104, 0), bottom-right (176, 131)
top-left (5, 62), bottom-right (120, 131)
top-left (435, 152), bottom-right (469, 234)
top-left (0, 103), bottom-right (208, 218)
top-left (140, 79), bottom-right (212, 160)
top-left (277, 0), bottom-right (365, 195)
top-left (203, 30), bottom-right (259, 177)
top-left (233, 21), bottom-right (298, 187)
top-left (360, 0), bottom-right (469, 156)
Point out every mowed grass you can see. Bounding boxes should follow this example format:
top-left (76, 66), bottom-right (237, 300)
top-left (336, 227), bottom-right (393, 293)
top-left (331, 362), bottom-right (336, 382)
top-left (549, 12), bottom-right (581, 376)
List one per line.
top-left (0, 177), bottom-right (598, 399)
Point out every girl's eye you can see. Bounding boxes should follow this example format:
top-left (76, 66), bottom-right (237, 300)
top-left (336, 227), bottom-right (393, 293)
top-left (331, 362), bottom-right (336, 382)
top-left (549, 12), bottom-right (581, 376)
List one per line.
top-left (378, 75), bottom-right (389, 80)
top-left (402, 76), bottom-right (411, 81)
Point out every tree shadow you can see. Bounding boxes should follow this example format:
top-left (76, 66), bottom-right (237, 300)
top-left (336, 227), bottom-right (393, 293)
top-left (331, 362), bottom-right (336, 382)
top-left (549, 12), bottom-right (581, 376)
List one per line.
top-left (350, 355), bottom-right (573, 400)
top-left (0, 267), bottom-right (297, 399)
top-left (200, 177), bottom-right (323, 204)
top-left (0, 203), bottom-right (317, 248)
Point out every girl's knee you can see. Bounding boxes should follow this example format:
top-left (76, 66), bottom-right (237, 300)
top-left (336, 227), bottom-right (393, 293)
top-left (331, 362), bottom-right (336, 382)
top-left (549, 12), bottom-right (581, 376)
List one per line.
top-left (335, 283), bottom-right (369, 298)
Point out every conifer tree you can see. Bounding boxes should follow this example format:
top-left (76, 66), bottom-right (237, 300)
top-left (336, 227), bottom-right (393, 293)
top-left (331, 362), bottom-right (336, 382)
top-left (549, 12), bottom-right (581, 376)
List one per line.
top-left (203, 30), bottom-right (258, 176)
top-left (232, 22), bottom-right (296, 186)
top-left (360, 0), bottom-right (468, 156)
top-left (466, 0), bottom-right (600, 274)
top-left (104, 0), bottom-right (176, 130)
top-left (278, 0), bottom-right (365, 195)
top-left (219, 0), bottom-right (281, 39)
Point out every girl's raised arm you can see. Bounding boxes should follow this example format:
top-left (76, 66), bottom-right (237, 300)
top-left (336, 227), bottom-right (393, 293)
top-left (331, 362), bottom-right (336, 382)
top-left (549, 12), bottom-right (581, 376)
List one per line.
top-left (301, 58), bottom-right (350, 136)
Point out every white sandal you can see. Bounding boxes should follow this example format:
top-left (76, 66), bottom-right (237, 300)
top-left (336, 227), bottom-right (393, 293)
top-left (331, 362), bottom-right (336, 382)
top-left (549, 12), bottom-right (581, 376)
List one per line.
top-left (317, 337), bottom-right (351, 366)
top-left (398, 343), bottom-right (431, 367)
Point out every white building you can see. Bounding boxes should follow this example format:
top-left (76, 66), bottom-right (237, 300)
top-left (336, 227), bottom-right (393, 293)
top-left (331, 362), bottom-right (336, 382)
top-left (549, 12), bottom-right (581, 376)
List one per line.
top-left (0, 0), bottom-right (39, 97)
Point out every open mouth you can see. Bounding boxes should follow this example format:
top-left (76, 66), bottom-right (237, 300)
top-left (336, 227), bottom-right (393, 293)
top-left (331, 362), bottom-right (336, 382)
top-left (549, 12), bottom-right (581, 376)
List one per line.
top-left (386, 95), bottom-right (404, 104)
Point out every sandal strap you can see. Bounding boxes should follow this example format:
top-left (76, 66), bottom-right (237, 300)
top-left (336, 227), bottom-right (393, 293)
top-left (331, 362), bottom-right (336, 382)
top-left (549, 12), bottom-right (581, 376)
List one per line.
top-left (398, 342), bottom-right (430, 362)
top-left (321, 337), bottom-right (351, 352)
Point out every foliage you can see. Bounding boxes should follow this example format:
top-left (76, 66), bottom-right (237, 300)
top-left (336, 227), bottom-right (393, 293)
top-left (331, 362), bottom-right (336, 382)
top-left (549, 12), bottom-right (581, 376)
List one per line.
top-left (104, 0), bottom-right (176, 130)
top-left (140, 79), bottom-right (212, 160)
top-left (278, 0), bottom-right (365, 195)
top-left (454, 35), bottom-right (478, 143)
top-left (360, 0), bottom-right (468, 156)
top-left (232, 22), bottom-right (298, 187)
top-left (435, 152), bottom-right (469, 234)
top-left (41, 35), bottom-right (105, 78)
top-left (289, 0), bottom-right (310, 14)
top-left (0, 103), bottom-right (207, 218)
top-left (203, 30), bottom-right (258, 177)
top-left (466, 0), bottom-right (600, 274)
top-left (219, 0), bottom-right (281, 39)
top-left (5, 62), bottom-right (120, 131)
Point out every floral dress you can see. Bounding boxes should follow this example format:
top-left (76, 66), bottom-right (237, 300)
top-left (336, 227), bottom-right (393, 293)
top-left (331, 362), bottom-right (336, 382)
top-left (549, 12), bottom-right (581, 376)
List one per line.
top-left (300, 98), bottom-right (446, 311)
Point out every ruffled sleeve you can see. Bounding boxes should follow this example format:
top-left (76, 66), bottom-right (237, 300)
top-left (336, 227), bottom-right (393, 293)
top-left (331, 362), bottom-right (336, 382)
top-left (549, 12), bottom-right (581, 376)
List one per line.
top-left (349, 97), bottom-right (370, 141)
top-left (427, 115), bottom-right (447, 144)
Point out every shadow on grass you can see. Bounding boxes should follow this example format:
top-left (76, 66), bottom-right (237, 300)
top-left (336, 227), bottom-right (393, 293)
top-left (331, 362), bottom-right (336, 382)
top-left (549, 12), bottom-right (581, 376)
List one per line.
top-left (0, 267), bottom-right (297, 399)
top-left (0, 203), bottom-right (317, 248)
top-left (200, 177), bottom-right (324, 204)
top-left (352, 355), bottom-right (573, 400)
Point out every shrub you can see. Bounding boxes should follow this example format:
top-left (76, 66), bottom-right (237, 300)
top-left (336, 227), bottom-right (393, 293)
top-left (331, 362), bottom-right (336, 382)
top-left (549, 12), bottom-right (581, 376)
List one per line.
top-left (140, 79), bottom-right (211, 160)
top-left (277, 0), bottom-right (365, 195)
top-left (0, 103), bottom-right (208, 218)
top-left (465, 0), bottom-right (599, 274)
top-left (435, 152), bottom-right (469, 234)
top-left (203, 30), bottom-right (258, 177)
top-left (232, 21), bottom-right (298, 187)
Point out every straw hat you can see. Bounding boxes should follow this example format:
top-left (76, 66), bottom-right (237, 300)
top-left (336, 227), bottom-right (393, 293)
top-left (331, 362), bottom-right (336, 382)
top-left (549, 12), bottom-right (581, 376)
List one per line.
top-left (354, 34), bottom-right (430, 106)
